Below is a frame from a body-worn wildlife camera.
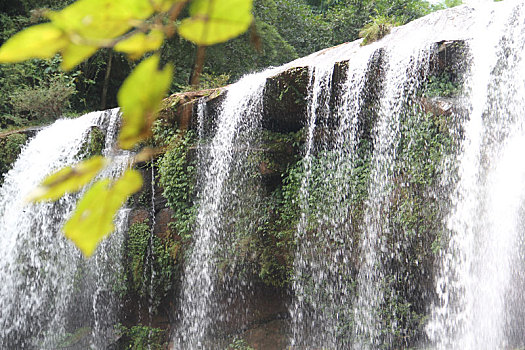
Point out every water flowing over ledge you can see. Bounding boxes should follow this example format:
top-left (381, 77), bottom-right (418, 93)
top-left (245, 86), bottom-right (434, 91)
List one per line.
top-left (3, 1), bottom-right (525, 349)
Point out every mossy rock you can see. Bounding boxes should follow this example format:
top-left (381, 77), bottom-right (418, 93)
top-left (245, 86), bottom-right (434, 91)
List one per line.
top-left (262, 66), bottom-right (309, 132)
top-left (0, 133), bottom-right (28, 183)
top-left (78, 126), bottom-right (105, 159)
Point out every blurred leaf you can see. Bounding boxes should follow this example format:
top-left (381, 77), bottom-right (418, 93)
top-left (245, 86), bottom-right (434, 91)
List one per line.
top-left (0, 23), bottom-right (68, 63)
top-left (64, 169), bottom-right (143, 257)
top-left (152, 0), bottom-right (186, 12)
top-left (178, 0), bottom-right (253, 45)
top-left (28, 156), bottom-right (107, 202)
top-left (46, 0), bottom-right (158, 69)
top-left (61, 43), bottom-right (98, 70)
top-left (48, 0), bottom-right (155, 40)
top-left (114, 29), bottom-right (164, 60)
top-left (117, 54), bottom-right (173, 149)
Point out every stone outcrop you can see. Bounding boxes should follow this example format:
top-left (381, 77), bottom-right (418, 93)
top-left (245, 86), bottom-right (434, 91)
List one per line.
top-left (125, 22), bottom-right (470, 350)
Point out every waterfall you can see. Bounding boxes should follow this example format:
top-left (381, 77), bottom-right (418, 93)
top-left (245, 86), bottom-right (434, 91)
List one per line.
top-left (289, 4), bottom-right (469, 348)
top-left (290, 44), bottom-right (379, 348)
top-left (167, 2), bottom-right (525, 348)
top-left (6, 2), bottom-right (525, 348)
top-left (0, 109), bottom-right (132, 349)
top-left (175, 68), bottom-right (281, 348)
top-left (428, 1), bottom-right (525, 348)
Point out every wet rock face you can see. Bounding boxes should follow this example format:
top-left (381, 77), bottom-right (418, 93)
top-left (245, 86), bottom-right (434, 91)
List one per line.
top-left (126, 35), bottom-right (469, 349)
top-left (128, 208), bottom-right (149, 226)
top-left (262, 66), bottom-right (309, 132)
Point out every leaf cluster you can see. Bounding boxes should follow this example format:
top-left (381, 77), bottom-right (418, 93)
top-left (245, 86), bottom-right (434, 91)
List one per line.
top-left (359, 15), bottom-right (400, 46)
top-left (116, 323), bottom-right (166, 350)
top-left (0, 133), bottom-right (28, 183)
top-left (0, 0), bottom-right (254, 256)
top-left (157, 129), bottom-right (197, 240)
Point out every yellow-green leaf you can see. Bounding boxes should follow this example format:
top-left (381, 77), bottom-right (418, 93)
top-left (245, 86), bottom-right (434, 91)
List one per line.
top-left (178, 0), bottom-right (253, 45)
top-left (28, 156), bottom-right (107, 202)
top-left (61, 43), bottom-right (98, 70)
top-left (117, 54), bottom-right (173, 149)
top-left (48, 0), bottom-right (155, 41)
top-left (151, 0), bottom-right (185, 12)
top-left (44, 0), bottom-right (159, 68)
top-left (114, 29), bottom-right (164, 60)
top-left (0, 23), bottom-right (68, 63)
top-left (64, 169), bottom-right (143, 257)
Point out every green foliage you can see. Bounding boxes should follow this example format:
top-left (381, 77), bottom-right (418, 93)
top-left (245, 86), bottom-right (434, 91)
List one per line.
top-left (359, 15), bottom-right (400, 46)
top-left (78, 126), bottom-right (105, 158)
top-left (10, 75), bottom-right (76, 120)
top-left (0, 54), bottom-right (87, 126)
top-left (178, 72), bottom-right (231, 92)
top-left (0, 133), bottom-right (28, 182)
top-left (124, 220), bottom-right (179, 306)
top-left (226, 337), bottom-right (254, 350)
top-left (157, 129), bottom-right (197, 240)
top-left (116, 324), bottom-right (166, 350)
top-left (125, 222), bottom-right (150, 294)
top-left (423, 71), bottom-right (461, 98)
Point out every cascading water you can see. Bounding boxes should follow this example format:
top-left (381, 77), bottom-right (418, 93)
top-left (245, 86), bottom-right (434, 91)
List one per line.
top-left (287, 5), bottom-right (472, 347)
top-left (0, 2), bottom-right (509, 349)
top-left (290, 44), bottom-right (379, 348)
top-left (175, 68), bottom-right (281, 348)
top-left (0, 109), bottom-right (132, 349)
top-left (428, 1), bottom-right (525, 348)
top-left (169, 3), bottom-right (525, 348)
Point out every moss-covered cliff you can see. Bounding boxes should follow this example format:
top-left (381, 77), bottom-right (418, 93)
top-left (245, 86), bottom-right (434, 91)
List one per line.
top-left (115, 38), bottom-right (467, 349)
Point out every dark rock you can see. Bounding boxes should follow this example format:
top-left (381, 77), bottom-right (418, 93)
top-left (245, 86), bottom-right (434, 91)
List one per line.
top-left (153, 207), bottom-right (177, 240)
top-left (128, 208), bottom-right (149, 226)
top-left (262, 66), bottom-right (309, 132)
top-left (243, 319), bottom-right (289, 350)
top-left (159, 88), bottom-right (225, 132)
top-left (420, 96), bottom-right (460, 116)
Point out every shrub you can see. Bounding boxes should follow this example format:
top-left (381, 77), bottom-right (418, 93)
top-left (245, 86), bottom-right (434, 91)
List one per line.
top-left (359, 15), bottom-right (400, 46)
top-left (0, 133), bottom-right (27, 182)
top-left (116, 324), bottom-right (166, 350)
top-left (9, 76), bottom-right (75, 121)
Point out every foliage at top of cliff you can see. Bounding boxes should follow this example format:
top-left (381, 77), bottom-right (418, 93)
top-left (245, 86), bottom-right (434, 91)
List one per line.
top-left (0, 0), bottom-right (454, 132)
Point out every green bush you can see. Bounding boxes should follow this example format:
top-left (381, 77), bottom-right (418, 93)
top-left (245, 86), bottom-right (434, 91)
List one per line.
top-left (359, 15), bottom-right (400, 46)
top-left (423, 72), bottom-right (461, 98)
top-left (0, 133), bottom-right (27, 182)
top-left (116, 324), bottom-right (166, 350)
top-left (157, 130), bottom-right (197, 240)
top-left (9, 76), bottom-right (76, 120)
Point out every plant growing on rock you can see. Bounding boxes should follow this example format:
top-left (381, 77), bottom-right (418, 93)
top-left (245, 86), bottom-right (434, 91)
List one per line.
top-left (359, 15), bottom-right (400, 46)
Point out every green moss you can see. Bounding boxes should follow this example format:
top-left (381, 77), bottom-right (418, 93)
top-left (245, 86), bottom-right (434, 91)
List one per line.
top-left (116, 324), bottom-right (166, 350)
top-left (78, 126), bottom-right (105, 159)
top-left (123, 220), bottom-right (180, 309)
top-left (157, 130), bottom-right (197, 240)
top-left (0, 133), bottom-right (28, 183)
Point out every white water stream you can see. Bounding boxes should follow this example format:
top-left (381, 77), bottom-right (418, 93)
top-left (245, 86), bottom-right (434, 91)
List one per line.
top-left (0, 109), bottom-right (131, 349)
top-left (3, 2), bottom-right (525, 349)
